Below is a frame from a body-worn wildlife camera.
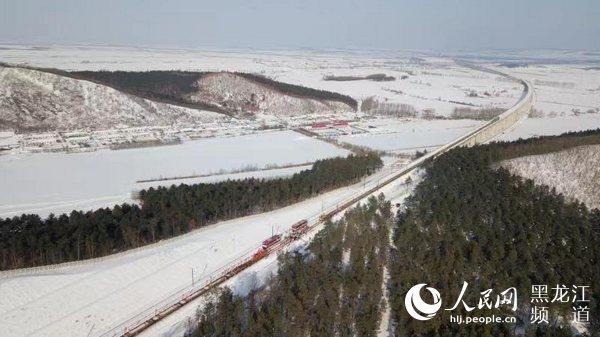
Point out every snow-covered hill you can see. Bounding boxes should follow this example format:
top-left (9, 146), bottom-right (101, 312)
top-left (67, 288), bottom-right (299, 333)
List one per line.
top-left (0, 65), bottom-right (223, 132)
top-left (188, 72), bottom-right (353, 116)
top-left (500, 144), bottom-right (600, 209)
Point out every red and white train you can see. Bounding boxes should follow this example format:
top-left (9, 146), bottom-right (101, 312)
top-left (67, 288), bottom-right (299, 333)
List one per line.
top-left (251, 234), bottom-right (281, 261)
top-left (289, 219), bottom-right (309, 239)
top-left (250, 219), bottom-right (309, 262)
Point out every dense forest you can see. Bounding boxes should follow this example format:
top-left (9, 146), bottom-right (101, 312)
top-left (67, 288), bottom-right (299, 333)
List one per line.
top-left (488, 128), bottom-right (600, 160)
top-left (68, 70), bottom-right (225, 111)
top-left (0, 153), bottom-right (381, 270)
top-left (390, 141), bottom-right (600, 336)
top-left (194, 195), bottom-right (392, 337)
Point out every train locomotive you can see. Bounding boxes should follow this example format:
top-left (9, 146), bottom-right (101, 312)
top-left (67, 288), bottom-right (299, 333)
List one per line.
top-left (289, 219), bottom-right (309, 239)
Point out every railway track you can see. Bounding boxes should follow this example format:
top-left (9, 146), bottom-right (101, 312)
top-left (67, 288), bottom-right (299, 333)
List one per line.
top-left (100, 66), bottom-right (534, 337)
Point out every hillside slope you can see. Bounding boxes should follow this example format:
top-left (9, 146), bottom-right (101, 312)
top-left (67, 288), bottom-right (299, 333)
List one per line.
top-left (189, 72), bottom-right (354, 116)
top-left (0, 65), bottom-right (358, 132)
top-left (0, 66), bottom-right (223, 132)
top-left (500, 144), bottom-right (600, 209)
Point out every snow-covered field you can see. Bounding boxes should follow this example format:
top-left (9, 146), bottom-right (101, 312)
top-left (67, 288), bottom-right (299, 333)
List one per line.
top-left (0, 160), bottom-right (406, 337)
top-left (495, 114), bottom-right (600, 141)
top-left (497, 64), bottom-right (599, 117)
top-left (491, 63), bottom-right (600, 141)
top-left (338, 117), bottom-right (484, 153)
top-left (275, 58), bottom-right (522, 118)
top-left (500, 144), bottom-right (600, 210)
top-left (0, 130), bottom-right (347, 218)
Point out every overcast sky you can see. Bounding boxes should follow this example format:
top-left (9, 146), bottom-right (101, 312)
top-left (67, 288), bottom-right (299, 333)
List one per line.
top-left (1, 0), bottom-right (599, 51)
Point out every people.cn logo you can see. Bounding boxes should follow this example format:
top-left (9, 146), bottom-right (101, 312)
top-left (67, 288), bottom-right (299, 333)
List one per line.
top-left (405, 283), bottom-right (442, 320)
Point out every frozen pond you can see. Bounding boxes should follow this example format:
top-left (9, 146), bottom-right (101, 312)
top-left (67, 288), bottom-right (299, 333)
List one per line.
top-left (0, 130), bottom-right (348, 218)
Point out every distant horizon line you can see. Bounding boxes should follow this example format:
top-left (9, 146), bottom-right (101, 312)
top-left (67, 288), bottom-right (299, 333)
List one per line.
top-left (1, 41), bottom-right (599, 55)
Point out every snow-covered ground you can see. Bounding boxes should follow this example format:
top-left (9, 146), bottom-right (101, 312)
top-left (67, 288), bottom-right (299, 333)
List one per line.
top-left (337, 117), bottom-right (484, 154)
top-left (500, 144), bottom-right (600, 210)
top-left (495, 64), bottom-right (599, 116)
top-left (491, 63), bottom-right (600, 141)
top-left (495, 113), bottom-right (600, 141)
top-left (133, 164), bottom-right (312, 192)
top-left (0, 159), bottom-right (407, 337)
top-left (0, 130), bottom-right (347, 218)
top-left (275, 58), bottom-right (522, 118)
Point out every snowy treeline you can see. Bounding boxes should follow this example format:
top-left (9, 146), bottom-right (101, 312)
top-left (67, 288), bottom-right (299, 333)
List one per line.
top-left (360, 96), bottom-right (418, 117)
